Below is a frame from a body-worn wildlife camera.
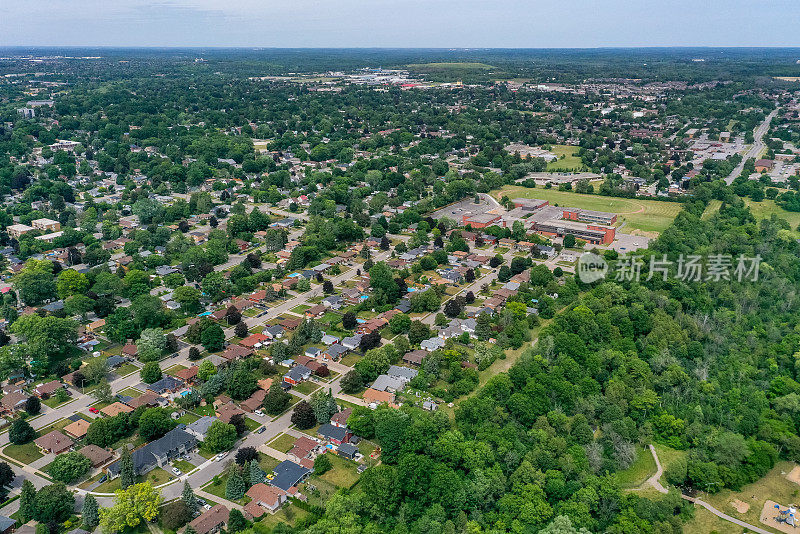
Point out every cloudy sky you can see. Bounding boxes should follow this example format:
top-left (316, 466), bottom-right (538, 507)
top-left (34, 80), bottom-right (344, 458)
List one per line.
top-left (1, 0), bottom-right (798, 48)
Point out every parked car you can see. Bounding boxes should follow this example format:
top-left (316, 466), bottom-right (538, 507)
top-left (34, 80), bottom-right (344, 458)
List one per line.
top-left (256, 426), bottom-right (265, 434)
top-left (203, 503), bottom-right (211, 510)
top-left (215, 452), bottom-right (228, 461)
top-left (254, 409), bottom-right (264, 416)
top-left (172, 467), bottom-right (182, 476)
top-left (89, 407), bottom-right (99, 413)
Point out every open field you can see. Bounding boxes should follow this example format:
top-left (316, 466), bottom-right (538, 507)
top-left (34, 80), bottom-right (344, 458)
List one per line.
top-left (546, 145), bottom-right (585, 171)
top-left (703, 198), bottom-right (800, 232)
top-left (496, 185), bottom-right (683, 234)
top-left (682, 461), bottom-right (800, 534)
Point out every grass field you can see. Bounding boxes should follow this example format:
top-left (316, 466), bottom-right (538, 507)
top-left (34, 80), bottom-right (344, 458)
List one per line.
top-left (316, 453), bottom-right (360, 489)
top-left (405, 62), bottom-right (494, 71)
top-left (3, 442), bottom-right (43, 464)
top-left (617, 445), bottom-right (657, 488)
top-left (546, 145), bottom-right (586, 171)
top-left (496, 185), bottom-right (683, 234)
top-left (704, 198), bottom-right (800, 233)
top-left (683, 461), bottom-right (800, 534)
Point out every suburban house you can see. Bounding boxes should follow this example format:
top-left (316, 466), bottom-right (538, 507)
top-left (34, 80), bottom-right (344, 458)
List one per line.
top-left (187, 504), bottom-right (229, 534)
top-left (420, 337), bottom-right (445, 351)
top-left (222, 344), bottom-right (254, 362)
top-left (107, 426), bottom-right (197, 478)
top-left (287, 436), bottom-right (322, 464)
top-left (337, 443), bottom-right (359, 460)
top-left (101, 402), bottom-right (134, 417)
top-left (241, 389), bottom-right (267, 412)
top-left (34, 380), bottom-right (64, 398)
top-left (185, 416), bottom-right (218, 440)
top-left (34, 430), bottom-right (74, 454)
top-left (1, 391), bottom-right (29, 413)
top-left (64, 418), bottom-right (91, 439)
top-left (284, 365), bottom-right (312, 386)
top-left (147, 376), bottom-right (185, 396)
top-left (264, 325), bottom-right (285, 340)
top-left (330, 408), bottom-right (352, 428)
top-left (317, 423), bottom-right (351, 445)
top-left (363, 388), bottom-right (396, 406)
top-left (79, 444), bottom-right (114, 467)
top-left (244, 483), bottom-right (288, 516)
top-left (402, 350), bottom-right (426, 366)
top-left (270, 460), bottom-right (312, 492)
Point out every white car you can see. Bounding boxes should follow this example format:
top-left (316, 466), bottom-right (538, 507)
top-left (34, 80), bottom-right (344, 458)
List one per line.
top-left (203, 503), bottom-right (212, 510)
top-left (215, 452), bottom-right (228, 461)
top-left (172, 467), bottom-right (182, 476)
top-left (254, 409), bottom-right (264, 417)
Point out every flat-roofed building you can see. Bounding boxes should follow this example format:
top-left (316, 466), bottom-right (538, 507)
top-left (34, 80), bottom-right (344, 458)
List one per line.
top-left (31, 218), bottom-right (62, 232)
top-left (533, 219), bottom-right (615, 245)
top-left (562, 208), bottom-right (617, 225)
top-left (462, 213), bottom-right (502, 228)
top-left (512, 198), bottom-right (549, 211)
top-left (7, 224), bottom-right (34, 239)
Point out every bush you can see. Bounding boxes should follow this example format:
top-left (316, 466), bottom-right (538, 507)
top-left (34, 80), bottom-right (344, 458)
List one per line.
top-left (313, 454), bottom-right (332, 475)
top-left (140, 361), bottom-right (162, 384)
top-left (162, 500), bottom-right (192, 531)
top-left (9, 419), bottom-right (35, 445)
top-left (25, 396), bottom-right (41, 415)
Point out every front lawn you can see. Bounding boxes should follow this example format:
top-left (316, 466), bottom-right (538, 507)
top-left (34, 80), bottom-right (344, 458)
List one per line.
top-left (114, 363), bottom-right (140, 377)
top-left (4, 442), bottom-right (43, 464)
top-left (172, 460), bottom-right (195, 474)
top-left (118, 387), bottom-right (143, 398)
top-left (268, 433), bottom-right (297, 453)
top-left (293, 381), bottom-right (320, 396)
top-left (176, 413), bottom-right (200, 424)
top-left (42, 395), bottom-right (72, 409)
top-left (201, 473), bottom-right (251, 506)
top-left (242, 416), bottom-right (261, 432)
top-left (165, 364), bottom-right (188, 375)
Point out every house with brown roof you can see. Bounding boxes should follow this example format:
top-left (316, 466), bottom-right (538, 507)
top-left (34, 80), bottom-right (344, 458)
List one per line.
top-left (287, 436), bottom-right (321, 464)
top-left (35, 380), bottom-right (64, 398)
top-left (35, 430), bottom-right (73, 454)
top-left (126, 391), bottom-right (165, 409)
top-left (305, 304), bottom-right (326, 318)
top-left (280, 316), bottom-right (302, 330)
top-left (403, 350), bottom-right (426, 366)
top-left (64, 418), bottom-right (91, 438)
top-left (86, 319), bottom-right (106, 333)
top-left (363, 388), bottom-right (395, 406)
top-left (173, 366), bottom-right (199, 384)
top-left (101, 402), bottom-right (134, 417)
top-left (257, 378), bottom-right (274, 391)
top-left (79, 444), bottom-right (114, 467)
top-left (240, 389), bottom-right (267, 412)
top-left (186, 504), bottom-right (230, 534)
top-left (0, 391), bottom-right (29, 413)
top-left (330, 408), bottom-right (352, 428)
top-left (240, 333), bottom-right (269, 349)
top-left (121, 343), bottom-right (138, 357)
top-left (221, 344), bottom-right (253, 362)
top-left (245, 483), bottom-right (287, 514)
top-left (216, 403), bottom-right (246, 424)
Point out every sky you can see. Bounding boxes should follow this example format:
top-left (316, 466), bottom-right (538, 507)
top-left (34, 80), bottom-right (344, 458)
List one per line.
top-left (1, 0), bottom-right (799, 48)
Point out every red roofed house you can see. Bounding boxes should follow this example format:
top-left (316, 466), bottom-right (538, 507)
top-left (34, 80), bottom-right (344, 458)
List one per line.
top-left (245, 483), bottom-right (288, 514)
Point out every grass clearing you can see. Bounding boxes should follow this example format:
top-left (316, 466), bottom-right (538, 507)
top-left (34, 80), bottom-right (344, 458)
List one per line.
top-left (114, 363), bottom-right (139, 377)
top-left (495, 185), bottom-right (683, 234)
top-left (294, 381), bottom-right (321, 396)
top-left (317, 453), bottom-right (360, 488)
top-left (546, 145), bottom-right (585, 171)
top-left (616, 445), bottom-right (657, 488)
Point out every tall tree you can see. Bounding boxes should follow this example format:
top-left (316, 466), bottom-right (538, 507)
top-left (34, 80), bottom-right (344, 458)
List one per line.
top-left (182, 481), bottom-right (198, 515)
top-left (82, 494), bottom-right (100, 530)
top-left (120, 446), bottom-right (135, 489)
top-left (225, 466), bottom-right (246, 501)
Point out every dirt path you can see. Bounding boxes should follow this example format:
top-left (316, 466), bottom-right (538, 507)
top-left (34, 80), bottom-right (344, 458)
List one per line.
top-left (646, 445), bottom-right (773, 534)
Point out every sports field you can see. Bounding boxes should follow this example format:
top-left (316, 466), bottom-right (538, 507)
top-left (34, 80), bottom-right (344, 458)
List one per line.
top-left (496, 185), bottom-right (683, 235)
top-left (546, 145), bottom-right (585, 171)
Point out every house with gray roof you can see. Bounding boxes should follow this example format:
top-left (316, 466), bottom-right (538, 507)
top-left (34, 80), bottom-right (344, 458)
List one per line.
top-left (387, 365), bottom-right (418, 381)
top-left (421, 337), bottom-right (445, 352)
top-left (371, 375), bottom-right (407, 393)
top-left (185, 416), bottom-right (218, 440)
top-left (107, 426), bottom-right (196, 478)
top-left (270, 460), bottom-right (311, 491)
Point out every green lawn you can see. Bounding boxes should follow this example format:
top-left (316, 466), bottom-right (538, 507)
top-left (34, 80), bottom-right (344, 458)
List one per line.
top-left (243, 308), bottom-right (261, 318)
top-left (268, 433), bottom-right (297, 453)
top-left (243, 416), bottom-right (261, 432)
top-left (616, 445), bottom-right (657, 488)
top-left (290, 305), bottom-right (310, 314)
top-left (201, 473), bottom-right (251, 506)
top-left (316, 453), bottom-right (360, 488)
top-left (176, 412), bottom-right (200, 424)
top-left (546, 145), bottom-right (586, 171)
top-left (3, 442), bottom-right (43, 464)
top-left (118, 387), bottom-right (143, 398)
top-left (258, 452), bottom-right (281, 474)
top-left (495, 185), bottom-right (683, 235)
top-left (114, 363), bottom-right (140, 377)
top-left (172, 460), bottom-right (195, 474)
top-left (293, 381), bottom-right (320, 396)
top-left (340, 353), bottom-right (361, 367)
top-left (42, 395), bottom-right (72, 409)
top-left (165, 364), bottom-right (188, 375)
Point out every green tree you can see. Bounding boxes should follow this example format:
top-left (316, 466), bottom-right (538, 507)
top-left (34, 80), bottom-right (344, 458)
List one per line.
top-left (227, 508), bottom-right (248, 533)
top-left (137, 328), bottom-right (166, 362)
top-left (92, 379), bottom-right (114, 404)
top-left (56, 269), bottom-right (89, 299)
top-left (313, 454), bottom-right (332, 475)
top-left (9, 419), bottom-right (35, 444)
top-left (140, 361), bottom-right (163, 383)
top-left (227, 367), bottom-right (257, 400)
top-left (182, 481), bottom-right (199, 515)
top-left (263, 381), bottom-right (290, 415)
top-left (225, 466), bottom-right (246, 501)
top-left (389, 313), bottom-right (411, 334)
top-left (138, 408), bottom-right (176, 441)
top-left (99, 482), bottom-right (162, 533)
top-left (19, 480), bottom-right (36, 522)
top-left (82, 494), bottom-right (100, 529)
top-left (198, 359), bottom-right (217, 381)
top-left (249, 460), bottom-right (266, 485)
top-left (48, 451), bottom-right (92, 483)
top-left (25, 395), bottom-right (40, 415)
top-left (162, 500), bottom-right (192, 531)
top-left (206, 421), bottom-right (237, 453)
top-left (201, 322), bottom-right (225, 352)
top-left (174, 286), bottom-right (202, 315)
top-left (33, 483), bottom-right (74, 523)
top-left (408, 321), bottom-right (432, 345)
top-left (291, 401), bottom-right (317, 429)
top-left (120, 445), bottom-right (135, 489)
